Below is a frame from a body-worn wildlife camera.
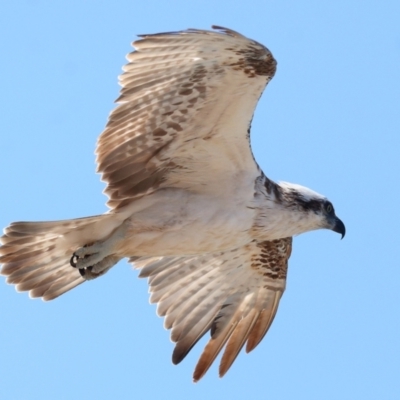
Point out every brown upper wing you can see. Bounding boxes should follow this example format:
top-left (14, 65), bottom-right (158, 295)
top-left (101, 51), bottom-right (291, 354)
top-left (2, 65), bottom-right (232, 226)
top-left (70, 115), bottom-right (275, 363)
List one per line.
top-left (131, 237), bottom-right (292, 381)
top-left (96, 26), bottom-right (277, 209)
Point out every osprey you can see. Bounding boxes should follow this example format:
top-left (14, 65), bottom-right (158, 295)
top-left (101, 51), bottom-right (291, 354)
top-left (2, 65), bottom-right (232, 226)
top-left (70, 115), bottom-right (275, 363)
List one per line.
top-left (0, 26), bottom-right (345, 381)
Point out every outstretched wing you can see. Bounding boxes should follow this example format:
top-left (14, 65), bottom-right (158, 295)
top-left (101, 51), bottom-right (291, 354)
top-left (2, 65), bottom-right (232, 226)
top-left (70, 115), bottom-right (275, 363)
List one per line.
top-left (97, 26), bottom-right (277, 209)
top-left (131, 237), bottom-right (292, 381)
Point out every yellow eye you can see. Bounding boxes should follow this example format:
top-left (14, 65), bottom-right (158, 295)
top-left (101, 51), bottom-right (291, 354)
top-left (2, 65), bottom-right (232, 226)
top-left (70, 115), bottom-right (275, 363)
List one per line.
top-left (326, 203), bottom-right (333, 213)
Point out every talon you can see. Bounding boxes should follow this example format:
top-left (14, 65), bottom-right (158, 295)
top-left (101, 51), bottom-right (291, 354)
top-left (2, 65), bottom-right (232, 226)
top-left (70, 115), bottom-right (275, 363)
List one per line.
top-left (79, 266), bottom-right (93, 279)
top-left (70, 254), bottom-right (79, 268)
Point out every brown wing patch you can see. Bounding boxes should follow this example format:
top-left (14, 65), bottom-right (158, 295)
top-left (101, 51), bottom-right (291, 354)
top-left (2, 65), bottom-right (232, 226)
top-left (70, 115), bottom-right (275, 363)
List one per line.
top-left (226, 44), bottom-right (277, 78)
top-left (97, 64), bottom-right (210, 208)
top-left (251, 238), bottom-right (292, 280)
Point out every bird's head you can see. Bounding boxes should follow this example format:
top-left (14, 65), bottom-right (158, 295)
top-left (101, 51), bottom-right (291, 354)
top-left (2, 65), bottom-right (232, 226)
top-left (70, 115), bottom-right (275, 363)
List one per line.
top-left (278, 182), bottom-right (346, 238)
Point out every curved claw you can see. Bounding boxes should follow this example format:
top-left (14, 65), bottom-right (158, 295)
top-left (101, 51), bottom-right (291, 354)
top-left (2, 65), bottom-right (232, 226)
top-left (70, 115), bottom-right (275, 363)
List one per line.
top-left (79, 266), bottom-right (96, 279)
top-left (70, 254), bottom-right (79, 268)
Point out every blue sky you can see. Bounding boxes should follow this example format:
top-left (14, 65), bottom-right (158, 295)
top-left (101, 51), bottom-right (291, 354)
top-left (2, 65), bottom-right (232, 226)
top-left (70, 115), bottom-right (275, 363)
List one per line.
top-left (1, 1), bottom-right (399, 399)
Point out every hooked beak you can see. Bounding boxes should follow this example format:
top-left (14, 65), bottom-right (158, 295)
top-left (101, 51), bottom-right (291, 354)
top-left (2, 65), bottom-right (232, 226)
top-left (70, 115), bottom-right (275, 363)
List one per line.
top-left (332, 217), bottom-right (346, 239)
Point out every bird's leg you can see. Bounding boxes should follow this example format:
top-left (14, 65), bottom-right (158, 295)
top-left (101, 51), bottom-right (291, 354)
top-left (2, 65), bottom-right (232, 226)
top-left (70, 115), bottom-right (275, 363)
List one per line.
top-left (70, 242), bottom-right (102, 268)
top-left (70, 220), bottom-right (128, 279)
top-left (70, 242), bottom-right (103, 268)
top-left (78, 254), bottom-right (121, 280)
top-left (70, 244), bottom-right (121, 280)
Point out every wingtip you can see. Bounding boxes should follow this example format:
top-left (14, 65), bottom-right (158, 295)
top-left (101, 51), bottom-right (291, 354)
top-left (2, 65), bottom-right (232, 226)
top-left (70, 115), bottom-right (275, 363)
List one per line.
top-left (211, 25), bottom-right (243, 38)
top-left (192, 367), bottom-right (206, 383)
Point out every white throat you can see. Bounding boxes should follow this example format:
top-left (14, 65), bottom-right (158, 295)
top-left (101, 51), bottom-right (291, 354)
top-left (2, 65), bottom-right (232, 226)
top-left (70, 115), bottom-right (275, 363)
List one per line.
top-left (251, 178), bottom-right (326, 240)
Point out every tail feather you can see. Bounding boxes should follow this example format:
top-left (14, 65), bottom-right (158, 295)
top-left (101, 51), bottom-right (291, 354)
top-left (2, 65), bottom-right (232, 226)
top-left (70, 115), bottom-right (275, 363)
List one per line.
top-left (0, 214), bottom-right (116, 300)
top-left (27, 268), bottom-right (84, 301)
top-left (2, 251), bottom-right (67, 283)
top-left (12, 259), bottom-right (67, 287)
top-left (27, 274), bottom-right (84, 301)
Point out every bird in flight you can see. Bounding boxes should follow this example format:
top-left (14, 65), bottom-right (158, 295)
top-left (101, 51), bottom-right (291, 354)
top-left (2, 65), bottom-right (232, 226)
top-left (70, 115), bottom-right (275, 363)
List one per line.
top-left (0, 26), bottom-right (345, 381)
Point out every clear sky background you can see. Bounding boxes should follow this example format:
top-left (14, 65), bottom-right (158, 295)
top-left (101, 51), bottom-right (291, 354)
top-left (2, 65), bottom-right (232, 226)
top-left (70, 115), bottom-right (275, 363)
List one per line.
top-left (0, 1), bottom-right (399, 399)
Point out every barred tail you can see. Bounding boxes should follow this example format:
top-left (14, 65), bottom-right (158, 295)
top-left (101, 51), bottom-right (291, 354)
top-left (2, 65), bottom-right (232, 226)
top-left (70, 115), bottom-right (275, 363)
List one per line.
top-left (0, 214), bottom-right (116, 301)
